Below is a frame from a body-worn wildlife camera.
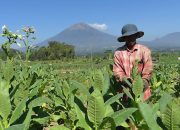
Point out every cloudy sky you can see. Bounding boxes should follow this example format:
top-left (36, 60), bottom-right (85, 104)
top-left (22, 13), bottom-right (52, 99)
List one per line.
top-left (0, 0), bottom-right (180, 42)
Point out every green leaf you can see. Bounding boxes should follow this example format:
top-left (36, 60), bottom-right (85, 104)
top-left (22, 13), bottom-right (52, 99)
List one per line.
top-left (105, 93), bottom-right (123, 106)
top-left (155, 81), bottom-right (162, 88)
top-left (162, 99), bottom-right (180, 130)
top-left (87, 89), bottom-right (105, 128)
top-left (50, 114), bottom-right (61, 122)
top-left (132, 75), bottom-right (143, 101)
top-left (99, 117), bottom-right (116, 130)
top-left (54, 82), bottom-right (65, 99)
top-left (69, 109), bottom-right (77, 122)
top-left (29, 79), bottom-right (43, 90)
top-left (5, 124), bottom-right (25, 130)
top-left (49, 125), bottom-right (70, 130)
top-left (32, 116), bottom-right (50, 125)
top-left (28, 97), bottom-right (52, 108)
top-left (0, 121), bottom-right (4, 130)
top-left (23, 108), bottom-right (32, 130)
top-left (9, 98), bottom-right (27, 125)
top-left (0, 80), bottom-right (11, 120)
top-left (52, 96), bottom-right (64, 107)
top-left (122, 86), bottom-right (134, 100)
top-left (131, 64), bottom-right (138, 79)
top-left (111, 108), bottom-right (137, 126)
top-left (152, 103), bottom-right (160, 119)
top-left (119, 121), bottom-right (129, 128)
top-left (62, 80), bottom-right (70, 98)
top-left (29, 79), bottom-right (46, 98)
top-left (104, 105), bottom-right (114, 117)
top-left (92, 70), bottom-right (104, 91)
top-left (69, 80), bottom-right (90, 96)
top-left (2, 60), bottom-right (14, 82)
top-left (159, 93), bottom-right (173, 113)
top-left (138, 102), bottom-right (162, 130)
top-left (123, 78), bottom-right (132, 88)
top-left (75, 104), bottom-right (92, 130)
top-left (102, 69), bottom-right (110, 95)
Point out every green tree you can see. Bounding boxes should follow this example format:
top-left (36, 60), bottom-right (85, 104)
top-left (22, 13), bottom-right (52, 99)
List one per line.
top-left (29, 41), bottom-right (75, 60)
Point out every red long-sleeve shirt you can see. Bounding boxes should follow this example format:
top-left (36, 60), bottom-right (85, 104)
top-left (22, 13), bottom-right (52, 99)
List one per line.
top-left (113, 43), bottom-right (153, 82)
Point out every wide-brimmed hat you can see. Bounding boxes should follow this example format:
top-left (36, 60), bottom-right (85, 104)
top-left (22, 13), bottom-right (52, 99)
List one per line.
top-left (117, 24), bottom-right (144, 42)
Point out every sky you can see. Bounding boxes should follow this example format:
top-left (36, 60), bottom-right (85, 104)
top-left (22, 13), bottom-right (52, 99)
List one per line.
top-left (0, 0), bottom-right (180, 43)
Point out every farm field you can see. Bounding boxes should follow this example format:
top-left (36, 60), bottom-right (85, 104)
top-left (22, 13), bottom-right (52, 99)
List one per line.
top-left (0, 51), bottom-right (180, 130)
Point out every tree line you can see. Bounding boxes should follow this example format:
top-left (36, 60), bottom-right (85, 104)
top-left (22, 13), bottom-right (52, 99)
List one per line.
top-left (0, 41), bottom-right (75, 61)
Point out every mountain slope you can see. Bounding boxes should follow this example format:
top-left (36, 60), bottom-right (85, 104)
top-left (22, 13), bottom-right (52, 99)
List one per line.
top-left (38, 23), bottom-right (119, 54)
top-left (38, 23), bottom-right (180, 54)
top-left (150, 32), bottom-right (180, 48)
top-left (139, 32), bottom-right (180, 50)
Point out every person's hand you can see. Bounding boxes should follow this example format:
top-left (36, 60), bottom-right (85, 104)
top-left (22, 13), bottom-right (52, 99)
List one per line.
top-left (143, 79), bottom-right (149, 91)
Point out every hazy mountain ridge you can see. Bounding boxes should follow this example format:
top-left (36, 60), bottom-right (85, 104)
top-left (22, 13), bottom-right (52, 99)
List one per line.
top-left (38, 23), bottom-right (119, 54)
top-left (38, 23), bottom-right (180, 54)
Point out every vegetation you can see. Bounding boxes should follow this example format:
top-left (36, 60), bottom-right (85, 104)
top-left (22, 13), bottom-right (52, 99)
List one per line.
top-left (29, 41), bottom-right (75, 61)
top-left (0, 26), bottom-right (179, 130)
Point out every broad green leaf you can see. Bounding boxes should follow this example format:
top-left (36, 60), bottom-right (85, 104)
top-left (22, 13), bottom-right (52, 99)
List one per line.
top-left (102, 69), bottom-right (110, 95)
top-left (132, 75), bottom-right (143, 101)
top-left (152, 103), bottom-right (160, 119)
top-left (99, 117), bottom-right (116, 130)
top-left (5, 124), bottom-right (25, 130)
top-left (131, 64), bottom-right (138, 79)
top-left (9, 98), bottom-right (27, 125)
top-left (29, 79), bottom-right (43, 89)
top-left (23, 108), bottom-right (32, 130)
top-left (105, 105), bottom-right (114, 117)
top-left (62, 80), bottom-right (70, 98)
top-left (122, 86), bottom-right (134, 100)
top-left (162, 99), bottom-right (180, 130)
top-left (124, 78), bottom-right (132, 88)
top-left (69, 108), bottom-right (77, 122)
top-left (52, 96), bottom-right (64, 107)
top-left (32, 116), bottom-right (50, 125)
top-left (155, 81), bottom-right (162, 88)
top-left (28, 97), bottom-right (52, 108)
top-left (111, 108), bottom-right (137, 126)
top-left (119, 121), bottom-right (129, 128)
top-left (29, 84), bottom-right (41, 98)
top-left (105, 93), bottom-right (123, 106)
top-left (0, 80), bottom-right (11, 120)
top-left (54, 83), bottom-right (65, 99)
top-left (92, 70), bottom-right (104, 91)
top-left (75, 104), bottom-right (92, 130)
top-left (29, 79), bottom-right (47, 98)
top-left (70, 80), bottom-right (90, 96)
top-left (50, 115), bottom-right (62, 123)
top-left (2, 59), bottom-right (14, 82)
top-left (87, 89), bottom-right (105, 128)
top-left (159, 93), bottom-right (173, 113)
top-left (138, 102), bottom-right (162, 130)
top-left (0, 121), bottom-right (4, 130)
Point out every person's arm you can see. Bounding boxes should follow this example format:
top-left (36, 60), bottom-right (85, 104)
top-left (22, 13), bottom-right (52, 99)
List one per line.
top-left (142, 48), bottom-right (153, 89)
top-left (113, 51), bottom-right (126, 82)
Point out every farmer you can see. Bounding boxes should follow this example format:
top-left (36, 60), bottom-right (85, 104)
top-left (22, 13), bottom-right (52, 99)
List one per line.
top-left (113, 24), bottom-right (153, 101)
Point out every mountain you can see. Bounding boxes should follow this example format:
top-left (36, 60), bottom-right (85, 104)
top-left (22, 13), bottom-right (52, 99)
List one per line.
top-left (38, 23), bottom-right (119, 54)
top-left (140, 32), bottom-right (180, 50)
top-left (38, 23), bottom-right (180, 54)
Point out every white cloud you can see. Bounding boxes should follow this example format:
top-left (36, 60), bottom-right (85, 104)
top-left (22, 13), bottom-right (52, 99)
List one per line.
top-left (89, 23), bottom-right (107, 31)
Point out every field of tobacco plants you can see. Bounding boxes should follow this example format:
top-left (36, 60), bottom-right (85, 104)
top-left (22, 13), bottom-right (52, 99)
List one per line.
top-left (0, 26), bottom-right (180, 130)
